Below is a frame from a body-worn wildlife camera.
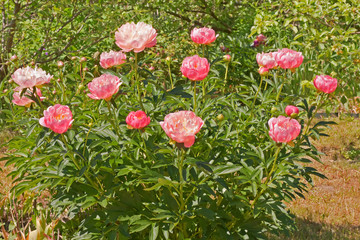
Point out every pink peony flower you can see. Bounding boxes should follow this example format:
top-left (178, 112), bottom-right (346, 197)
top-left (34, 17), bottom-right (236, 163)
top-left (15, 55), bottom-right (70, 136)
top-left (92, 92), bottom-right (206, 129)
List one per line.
top-left (126, 110), bottom-right (151, 129)
top-left (87, 74), bottom-right (122, 101)
top-left (274, 48), bottom-right (304, 70)
top-left (313, 75), bottom-right (338, 93)
top-left (268, 115), bottom-right (301, 143)
top-left (160, 111), bottom-right (204, 148)
top-left (115, 22), bottom-right (157, 53)
top-left (285, 105), bottom-right (299, 117)
top-left (39, 104), bottom-right (73, 134)
top-left (180, 55), bottom-right (210, 81)
top-left (100, 50), bottom-right (126, 69)
top-left (256, 52), bottom-right (277, 69)
top-left (190, 27), bottom-right (216, 45)
top-left (11, 66), bottom-right (52, 88)
top-left (12, 87), bottom-right (44, 107)
top-left (258, 67), bottom-right (269, 76)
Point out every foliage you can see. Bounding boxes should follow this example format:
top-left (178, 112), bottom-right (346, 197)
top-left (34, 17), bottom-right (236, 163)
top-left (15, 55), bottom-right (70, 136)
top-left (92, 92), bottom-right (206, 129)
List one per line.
top-left (0, 0), bottom-right (347, 239)
top-left (251, 0), bottom-right (360, 111)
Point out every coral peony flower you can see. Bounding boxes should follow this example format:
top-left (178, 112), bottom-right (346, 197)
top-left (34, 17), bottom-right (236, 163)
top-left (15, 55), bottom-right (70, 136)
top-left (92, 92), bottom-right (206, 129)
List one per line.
top-left (258, 67), bottom-right (269, 76)
top-left (190, 27), bottom-right (216, 45)
top-left (100, 50), bottom-right (126, 69)
top-left (39, 104), bottom-right (73, 134)
top-left (126, 110), bottom-right (151, 129)
top-left (268, 116), bottom-right (301, 143)
top-left (274, 48), bottom-right (304, 70)
top-left (160, 111), bottom-right (204, 148)
top-left (180, 55), bottom-right (210, 81)
top-left (313, 75), bottom-right (338, 94)
top-left (256, 52), bottom-right (277, 69)
top-left (87, 74), bottom-right (122, 101)
top-left (12, 87), bottom-right (43, 107)
top-left (11, 66), bottom-right (52, 88)
top-left (115, 22), bottom-right (157, 53)
top-left (285, 105), bottom-right (299, 117)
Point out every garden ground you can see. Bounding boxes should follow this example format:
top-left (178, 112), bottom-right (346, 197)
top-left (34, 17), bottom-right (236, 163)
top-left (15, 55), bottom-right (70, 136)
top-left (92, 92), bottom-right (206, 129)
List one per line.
top-left (1, 118), bottom-right (360, 239)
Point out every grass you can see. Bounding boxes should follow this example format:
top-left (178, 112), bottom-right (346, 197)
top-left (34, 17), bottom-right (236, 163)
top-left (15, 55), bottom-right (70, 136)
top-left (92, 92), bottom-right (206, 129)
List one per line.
top-left (273, 117), bottom-right (360, 239)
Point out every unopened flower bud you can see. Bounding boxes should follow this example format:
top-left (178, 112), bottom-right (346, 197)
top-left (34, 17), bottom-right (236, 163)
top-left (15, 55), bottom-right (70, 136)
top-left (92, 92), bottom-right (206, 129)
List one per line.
top-left (149, 66), bottom-right (155, 71)
top-left (271, 107), bottom-right (278, 114)
top-left (10, 55), bottom-right (18, 62)
top-left (78, 84), bottom-right (84, 90)
top-left (217, 114), bottom-right (224, 121)
top-left (57, 61), bottom-right (64, 68)
top-left (258, 67), bottom-right (269, 76)
top-left (256, 34), bottom-right (267, 43)
top-left (8, 79), bottom-right (13, 84)
top-left (71, 56), bottom-right (77, 61)
top-left (52, 90), bottom-right (56, 94)
top-left (251, 40), bottom-right (260, 48)
top-left (223, 54), bottom-right (231, 62)
top-left (165, 56), bottom-right (171, 63)
top-left (30, 61), bottom-right (35, 66)
top-left (3, 89), bottom-right (8, 93)
top-left (57, 78), bottom-right (61, 82)
top-left (290, 113), bottom-right (298, 118)
top-left (80, 57), bottom-right (87, 63)
top-left (83, 67), bottom-right (89, 72)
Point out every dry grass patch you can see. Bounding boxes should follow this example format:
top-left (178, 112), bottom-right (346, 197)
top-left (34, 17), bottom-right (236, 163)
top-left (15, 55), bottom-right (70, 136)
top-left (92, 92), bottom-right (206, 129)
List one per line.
top-left (280, 117), bottom-right (360, 239)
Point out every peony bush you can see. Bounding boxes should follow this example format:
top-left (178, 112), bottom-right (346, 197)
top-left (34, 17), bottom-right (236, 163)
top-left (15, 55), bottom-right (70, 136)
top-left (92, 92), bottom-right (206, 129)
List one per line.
top-left (2, 21), bottom-right (338, 239)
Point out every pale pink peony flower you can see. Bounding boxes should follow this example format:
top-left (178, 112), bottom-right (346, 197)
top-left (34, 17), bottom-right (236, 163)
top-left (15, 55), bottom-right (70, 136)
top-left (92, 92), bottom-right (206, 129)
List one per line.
top-left (115, 22), bottom-right (157, 53)
top-left (160, 111), bottom-right (204, 148)
top-left (180, 55), bottom-right (210, 81)
top-left (87, 74), bottom-right (122, 101)
top-left (190, 27), bottom-right (216, 45)
top-left (285, 105), bottom-right (299, 117)
top-left (11, 66), bottom-right (52, 88)
top-left (268, 115), bottom-right (301, 143)
top-left (100, 50), bottom-right (126, 69)
top-left (274, 48), bottom-right (304, 70)
top-left (126, 110), bottom-right (150, 129)
top-left (256, 52), bottom-right (277, 69)
top-left (39, 104), bottom-right (73, 134)
top-left (258, 67), bottom-right (269, 76)
top-left (12, 87), bottom-right (44, 107)
top-left (313, 75), bottom-right (338, 93)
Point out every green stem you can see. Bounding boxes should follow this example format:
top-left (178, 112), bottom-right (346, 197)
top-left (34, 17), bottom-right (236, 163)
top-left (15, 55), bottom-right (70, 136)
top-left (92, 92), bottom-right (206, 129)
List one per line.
top-left (31, 87), bottom-right (44, 111)
top-left (177, 148), bottom-right (187, 238)
top-left (138, 129), bottom-right (148, 160)
top-left (251, 76), bottom-right (264, 109)
top-left (106, 101), bottom-right (120, 137)
top-left (202, 44), bottom-right (205, 58)
top-left (61, 134), bottom-right (102, 193)
top-left (202, 79), bottom-right (206, 101)
top-left (223, 61), bottom-right (229, 94)
top-left (298, 94), bottom-right (325, 145)
top-left (275, 82), bottom-right (285, 103)
top-left (83, 125), bottom-right (92, 157)
top-left (168, 62), bottom-right (174, 90)
top-left (193, 81), bottom-right (197, 113)
top-left (135, 53), bottom-right (145, 111)
top-left (249, 146), bottom-right (281, 211)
